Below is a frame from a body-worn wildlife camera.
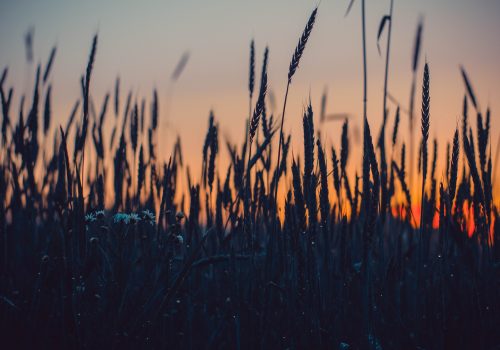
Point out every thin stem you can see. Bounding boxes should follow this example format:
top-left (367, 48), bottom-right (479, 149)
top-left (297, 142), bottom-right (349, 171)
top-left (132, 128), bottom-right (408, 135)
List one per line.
top-left (133, 149), bottom-right (137, 208)
top-left (383, 0), bottom-right (394, 124)
top-left (248, 97), bottom-right (252, 149)
top-left (273, 81), bottom-right (290, 218)
top-left (247, 141), bottom-right (253, 182)
top-left (244, 92), bottom-right (253, 249)
top-left (417, 146), bottom-right (425, 333)
top-left (420, 173), bottom-right (425, 232)
top-left (360, 0), bottom-right (372, 345)
top-left (409, 74), bottom-right (416, 196)
top-left (245, 138), bottom-right (254, 249)
top-left (362, 0), bottom-right (368, 122)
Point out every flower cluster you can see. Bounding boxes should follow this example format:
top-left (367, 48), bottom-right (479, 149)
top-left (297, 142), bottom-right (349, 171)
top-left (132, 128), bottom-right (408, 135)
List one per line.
top-left (113, 211), bottom-right (156, 226)
top-left (85, 210), bottom-right (157, 226)
top-left (113, 213), bottom-right (132, 224)
top-left (141, 210), bottom-right (156, 225)
top-left (85, 210), bottom-right (106, 223)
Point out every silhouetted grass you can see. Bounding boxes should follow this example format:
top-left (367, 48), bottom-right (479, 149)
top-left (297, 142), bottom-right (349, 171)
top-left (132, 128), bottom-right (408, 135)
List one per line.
top-left (0, 6), bottom-right (499, 350)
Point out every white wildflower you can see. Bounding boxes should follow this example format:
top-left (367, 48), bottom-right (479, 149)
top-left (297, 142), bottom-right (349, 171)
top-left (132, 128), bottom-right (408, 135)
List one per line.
top-left (141, 210), bottom-right (156, 226)
top-left (175, 235), bottom-right (184, 245)
top-left (128, 213), bottom-right (140, 224)
top-left (113, 212), bottom-right (142, 225)
top-left (95, 210), bottom-right (105, 219)
top-left (85, 213), bottom-right (96, 223)
top-left (113, 213), bottom-right (130, 224)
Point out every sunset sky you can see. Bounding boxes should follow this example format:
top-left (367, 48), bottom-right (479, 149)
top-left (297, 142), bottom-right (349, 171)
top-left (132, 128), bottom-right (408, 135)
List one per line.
top-left (0, 0), bottom-right (499, 197)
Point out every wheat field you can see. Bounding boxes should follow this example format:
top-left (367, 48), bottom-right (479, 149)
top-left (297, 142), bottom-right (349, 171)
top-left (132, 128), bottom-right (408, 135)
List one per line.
top-left (0, 3), bottom-right (499, 350)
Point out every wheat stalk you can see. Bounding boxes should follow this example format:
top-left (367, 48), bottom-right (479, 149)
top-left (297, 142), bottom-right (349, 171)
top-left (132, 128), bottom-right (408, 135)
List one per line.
top-left (274, 7), bottom-right (317, 216)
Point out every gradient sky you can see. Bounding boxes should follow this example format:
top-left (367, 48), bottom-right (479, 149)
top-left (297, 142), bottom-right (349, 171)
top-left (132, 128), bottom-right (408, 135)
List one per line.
top-left (1, 0), bottom-right (499, 196)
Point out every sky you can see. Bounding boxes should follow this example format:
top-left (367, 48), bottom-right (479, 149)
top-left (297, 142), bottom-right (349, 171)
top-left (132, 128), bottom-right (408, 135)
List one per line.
top-left (0, 0), bottom-right (499, 196)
